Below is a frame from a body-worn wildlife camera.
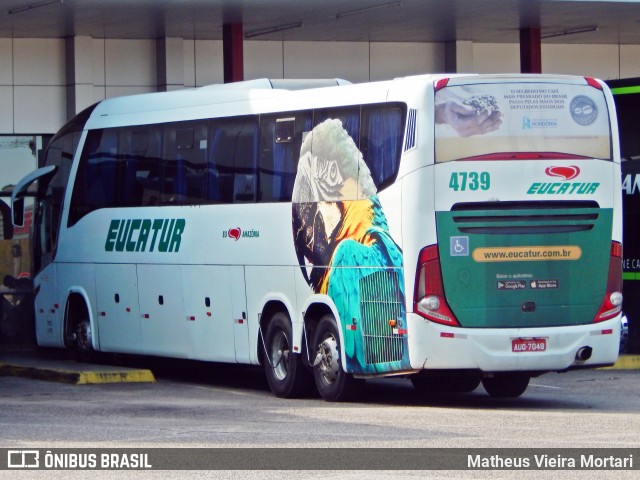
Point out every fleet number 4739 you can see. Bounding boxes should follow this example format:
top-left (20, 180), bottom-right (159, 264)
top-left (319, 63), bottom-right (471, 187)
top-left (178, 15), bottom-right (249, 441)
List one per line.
top-left (449, 172), bottom-right (491, 191)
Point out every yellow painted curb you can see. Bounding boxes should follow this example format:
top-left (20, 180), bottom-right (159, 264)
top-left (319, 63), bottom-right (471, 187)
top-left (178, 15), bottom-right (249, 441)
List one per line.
top-left (0, 362), bottom-right (155, 384)
top-left (603, 355), bottom-right (640, 370)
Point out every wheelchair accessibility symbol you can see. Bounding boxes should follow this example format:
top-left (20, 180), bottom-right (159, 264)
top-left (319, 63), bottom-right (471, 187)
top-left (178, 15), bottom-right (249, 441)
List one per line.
top-left (450, 236), bottom-right (469, 257)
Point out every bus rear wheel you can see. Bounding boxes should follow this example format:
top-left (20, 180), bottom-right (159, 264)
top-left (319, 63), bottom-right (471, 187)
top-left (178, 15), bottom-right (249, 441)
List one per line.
top-left (411, 373), bottom-right (481, 395)
top-left (482, 374), bottom-right (530, 398)
top-left (263, 312), bottom-right (314, 398)
top-left (312, 315), bottom-right (360, 402)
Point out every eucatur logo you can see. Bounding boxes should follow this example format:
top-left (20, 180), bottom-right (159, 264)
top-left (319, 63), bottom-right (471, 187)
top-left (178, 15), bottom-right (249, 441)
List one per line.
top-left (222, 227), bottom-right (260, 241)
top-left (528, 165), bottom-right (599, 195)
top-left (544, 165), bottom-right (580, 181)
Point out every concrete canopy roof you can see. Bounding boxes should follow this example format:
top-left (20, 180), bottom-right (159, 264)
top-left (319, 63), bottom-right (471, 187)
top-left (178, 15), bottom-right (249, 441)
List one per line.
top-left (1, 0), bottom-right (640, 45)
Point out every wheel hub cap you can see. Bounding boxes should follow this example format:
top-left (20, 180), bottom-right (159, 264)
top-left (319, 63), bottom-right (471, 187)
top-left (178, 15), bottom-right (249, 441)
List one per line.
top-left (318, 336), bottom-right (340, 384)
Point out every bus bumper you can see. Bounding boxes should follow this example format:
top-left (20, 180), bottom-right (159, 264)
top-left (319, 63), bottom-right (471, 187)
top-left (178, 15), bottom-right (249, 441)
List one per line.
top-left (407, 313), bottom-right (622, 373)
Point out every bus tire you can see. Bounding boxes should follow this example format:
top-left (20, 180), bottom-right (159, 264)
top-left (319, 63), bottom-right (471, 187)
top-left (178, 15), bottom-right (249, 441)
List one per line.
top-left (452, 375), bottom-right (481, 393)
top-left (74, 317), bottom-right (95, 363)
top-left (482, 374), bottom-right (530, 398)
top-left (263, 312), bottom-right (314, 398)
top-left (411, 373), bottom-right (481, 395)
top-left (312, 314), bottom-right (361, 402)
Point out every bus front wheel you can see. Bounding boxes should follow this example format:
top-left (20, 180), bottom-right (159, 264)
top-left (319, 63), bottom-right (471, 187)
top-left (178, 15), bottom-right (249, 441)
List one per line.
top-left (263, 312), bottom-right (314, 398)
top-left (481, 374), bottom-right (530, 398)
top-left (74, 318), bottom-right (95, 363)
top-left (312, 315), bottom-right (360, 402)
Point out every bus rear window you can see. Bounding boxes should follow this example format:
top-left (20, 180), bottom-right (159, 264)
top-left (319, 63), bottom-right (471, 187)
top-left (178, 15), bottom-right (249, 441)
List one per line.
top-left (434, 82), bottom-right (612, 163)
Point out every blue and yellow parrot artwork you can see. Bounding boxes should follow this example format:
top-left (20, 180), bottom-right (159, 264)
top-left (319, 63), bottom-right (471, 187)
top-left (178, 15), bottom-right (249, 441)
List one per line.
top-left (291, 118), bottom-right (409, 374)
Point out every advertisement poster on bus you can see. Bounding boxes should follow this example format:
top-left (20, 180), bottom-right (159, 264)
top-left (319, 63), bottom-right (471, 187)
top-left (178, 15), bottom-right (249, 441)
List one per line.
top-left (434, 82), bottom-right (611, 163)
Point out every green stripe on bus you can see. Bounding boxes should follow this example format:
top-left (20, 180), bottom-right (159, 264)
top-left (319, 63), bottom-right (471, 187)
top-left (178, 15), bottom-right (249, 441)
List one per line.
top-left (623, 272), bottom-right (640, 280)
top-left (611, 86), bottom-right (640, 95)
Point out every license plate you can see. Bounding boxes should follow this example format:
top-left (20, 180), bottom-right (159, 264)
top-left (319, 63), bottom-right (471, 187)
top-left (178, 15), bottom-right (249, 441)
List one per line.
top-left (512, 338), bottom-right (547, 352)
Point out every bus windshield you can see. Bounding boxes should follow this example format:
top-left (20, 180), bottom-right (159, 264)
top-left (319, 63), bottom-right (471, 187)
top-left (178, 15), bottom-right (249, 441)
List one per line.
top-left (434, 81), bottom-right (612, 163)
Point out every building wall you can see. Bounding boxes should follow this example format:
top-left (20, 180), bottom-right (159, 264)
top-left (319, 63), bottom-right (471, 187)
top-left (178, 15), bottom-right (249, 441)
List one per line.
top-left (0, 37), bottom-right (639, 135)
top-left (620, 45), bottom-right (640, 78)
top-left (543, 44), bottom-right (623, 78)
top-left (0, 38), bottom-right (67, 134)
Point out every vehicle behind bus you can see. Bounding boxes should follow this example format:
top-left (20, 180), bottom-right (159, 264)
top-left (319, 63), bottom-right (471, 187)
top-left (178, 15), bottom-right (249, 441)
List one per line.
top-left (605, 77), bottom-right (640, 354)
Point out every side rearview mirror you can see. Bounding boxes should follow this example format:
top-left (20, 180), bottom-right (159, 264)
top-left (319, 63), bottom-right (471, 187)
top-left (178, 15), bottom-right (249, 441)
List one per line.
top-left (9, 165), bottom-right (58, 231)
top-left (12, 197), bottom-right (25, 227)
top-left (0, 199), bottom-right (13, 239)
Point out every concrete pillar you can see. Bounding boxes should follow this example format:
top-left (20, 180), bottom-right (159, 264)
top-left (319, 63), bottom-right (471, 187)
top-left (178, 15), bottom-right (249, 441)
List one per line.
top-left (157, 37), bottom-right (185, 92)
top-left (520, 27), bottom-right (542, 74)
top-left (445, 40), bottom-right (474, 73)
top-left (65, 36), bottom-right (95, 119)
top-left (223, 23), bottom-right (244, 83)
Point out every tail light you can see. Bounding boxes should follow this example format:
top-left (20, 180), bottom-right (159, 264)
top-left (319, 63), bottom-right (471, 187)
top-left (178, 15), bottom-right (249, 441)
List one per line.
top-left (414, 245), bottom-right (460, 326)
top-left (593, 241), bottom-right (623, 322)
top-left (434, 78), bottom-right (450, 92)
top-left (585, 77), bottom-right (603, 90)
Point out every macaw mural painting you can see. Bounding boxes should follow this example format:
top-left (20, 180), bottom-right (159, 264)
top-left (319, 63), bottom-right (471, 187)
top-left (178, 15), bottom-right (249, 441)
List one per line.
top-left (291, 118), bottom-right (409, 374)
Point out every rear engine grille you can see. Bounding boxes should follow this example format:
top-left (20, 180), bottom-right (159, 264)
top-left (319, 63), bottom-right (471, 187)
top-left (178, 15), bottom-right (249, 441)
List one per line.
top-left (359, 269), bottom-right (404, 365)
top-left (451, 201), bottom-right (600, 235)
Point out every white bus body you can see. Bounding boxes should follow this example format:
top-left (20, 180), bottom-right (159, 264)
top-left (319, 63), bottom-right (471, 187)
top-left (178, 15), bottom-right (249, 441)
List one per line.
top-left (12, 74), bottom-right (623, 400)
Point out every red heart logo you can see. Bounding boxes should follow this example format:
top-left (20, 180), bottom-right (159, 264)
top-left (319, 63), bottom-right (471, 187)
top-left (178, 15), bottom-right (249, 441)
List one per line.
top-left (545, 165), bottom-right (580, 181)
top-left (228, 228), bottom-right (241, 241)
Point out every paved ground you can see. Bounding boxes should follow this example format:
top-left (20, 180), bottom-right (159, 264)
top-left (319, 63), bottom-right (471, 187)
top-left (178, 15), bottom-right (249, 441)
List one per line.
top-left (1, 348), bottom-right (638, 387)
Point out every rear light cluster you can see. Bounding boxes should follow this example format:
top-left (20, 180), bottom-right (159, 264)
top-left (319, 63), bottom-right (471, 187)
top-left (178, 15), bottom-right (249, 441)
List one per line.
top-left (585, 76), bottom-right (603, 90)
top-left (436, 77), bottom-right (601, 92)
top-left (593, 241), bottom-right (623, 322)
top-left (414, 245), bottom-right (460, 326)
top-left (434, 77), bottom-right (449, 92)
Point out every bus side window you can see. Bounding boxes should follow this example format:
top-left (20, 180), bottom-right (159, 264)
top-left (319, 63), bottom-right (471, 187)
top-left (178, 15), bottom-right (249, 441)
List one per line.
top-left (120, 128), bottom-right (161, 207)
top-left (361, 105), bottom-right (405, 191)
top-left (69, 129), bottom-right (118, 225)
top-left (210, 117), bottom-right (258, 204)
top-left (314, 107), bottom-right (360, 147)
top-left (233, 121), bottom-right (258, 202)
top-left (162, 121), bottom-right (208, 204)
top-left (311, 107), bottom-right (361, 201)
top-left (259, 112), bottom-right (312, 202)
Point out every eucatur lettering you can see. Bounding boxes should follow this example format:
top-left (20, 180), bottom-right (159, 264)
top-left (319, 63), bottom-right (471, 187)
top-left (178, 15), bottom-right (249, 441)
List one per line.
top-left (104, 218), bottom-right (185, 253)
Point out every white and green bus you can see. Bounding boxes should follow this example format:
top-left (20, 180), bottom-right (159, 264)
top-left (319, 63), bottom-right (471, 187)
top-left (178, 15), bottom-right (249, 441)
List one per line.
top-left (12, 74), bottom-right (623, 400)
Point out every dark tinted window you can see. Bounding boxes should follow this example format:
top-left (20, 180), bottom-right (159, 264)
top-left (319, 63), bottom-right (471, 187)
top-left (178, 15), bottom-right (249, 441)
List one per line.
top-left (68, 103), bottom-right (406, 224)
top-left (210, 117), bottom-right (259, 203)
top-left (162, 122), bottom-right (208, 204)
top-left (259, 112), bottom-right (312, 202)
top-left (361, 105), bottom-right (405, 190)
top-left (314, 107), bottom-right (360, 145)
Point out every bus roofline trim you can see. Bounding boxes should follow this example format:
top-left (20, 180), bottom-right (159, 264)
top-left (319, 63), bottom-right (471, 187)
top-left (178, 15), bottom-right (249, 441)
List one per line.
top-left (200, 78), bottom-right (352, 91)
